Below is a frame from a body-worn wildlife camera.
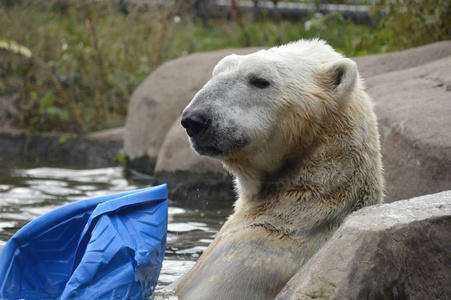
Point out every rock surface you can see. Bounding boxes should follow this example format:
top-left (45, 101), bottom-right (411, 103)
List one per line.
top-left (0, 131), bottom-right (123, 168)
top-left (276, 190), bottom-right (451, 300)
top-left (85, 127), bottom-right (124, 146)
top-left (352, 40), bottom-right (451, 78)
top-left (125, 41), bottom-right (451, 202)
top-left (366, 54), bottom-right (451, 202)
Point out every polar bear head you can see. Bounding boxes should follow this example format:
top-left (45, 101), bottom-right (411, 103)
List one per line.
top-left (181, 39), bottom-right (361, 195)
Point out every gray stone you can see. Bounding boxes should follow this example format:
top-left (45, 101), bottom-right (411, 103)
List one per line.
top-left (352, 40), bottom-right (451, 79)
top-left (85, 127), bottom-right (124, 146)
top-left (0, 131), bottom-right (122, 168)
top-left (276, 190), bottom-right (451, 300)
top-left (367, 55), bottom-right (451, 203)
top-left (124, 47), bottom-right (263, 174)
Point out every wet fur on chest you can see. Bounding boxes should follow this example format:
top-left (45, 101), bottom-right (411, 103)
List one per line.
top-left (172, 186), bottom-right (350, 300)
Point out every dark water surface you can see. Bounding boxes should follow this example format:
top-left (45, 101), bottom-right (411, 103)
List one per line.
top-left (0, 164), bottom-right (232, 291)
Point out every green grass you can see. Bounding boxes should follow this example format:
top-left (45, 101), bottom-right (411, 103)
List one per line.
top-left (0, 0), bottom-right (448, 133)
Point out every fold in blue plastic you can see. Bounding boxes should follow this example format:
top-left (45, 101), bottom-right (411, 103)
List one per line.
top-left (0, 184), bottom-right (168, 300)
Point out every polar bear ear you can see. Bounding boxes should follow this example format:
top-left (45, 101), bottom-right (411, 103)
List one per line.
top-left (213, 54), bottom-right (241, 77)
top-left (326, 58), bottom-right (358, 103)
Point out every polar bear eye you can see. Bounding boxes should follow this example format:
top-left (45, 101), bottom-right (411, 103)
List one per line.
top-left (249, 77), bottom-right (270, 89)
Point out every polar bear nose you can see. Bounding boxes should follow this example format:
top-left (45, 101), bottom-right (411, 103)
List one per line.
top-left (181, 111), bottom-right (212, 138)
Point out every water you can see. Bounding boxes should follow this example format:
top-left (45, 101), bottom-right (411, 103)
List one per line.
top-left (0, 164), bottom-right (233, 292)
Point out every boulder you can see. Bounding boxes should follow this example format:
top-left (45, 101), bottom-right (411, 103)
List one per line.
top-left (354, 41), bottom-right (451, 202)
top-left (366, 54), bottom-right (451, 202)
top-left (352, 40), bottom-right (451, 79)
top-left (124, 47), bottom-right (263, 174)
top-left (0, 130), bottom-right (123, 168)
top-left (85, 127), bottom-right (124, 146)
top-left (276, 190), bottom-right (451, 300)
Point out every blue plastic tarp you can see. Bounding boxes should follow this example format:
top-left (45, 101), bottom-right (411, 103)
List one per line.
top-left (0, 184), bottom-right (168, 300)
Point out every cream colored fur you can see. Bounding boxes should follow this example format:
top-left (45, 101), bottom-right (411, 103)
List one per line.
top-left (171, 39), bottom-right (384, 300)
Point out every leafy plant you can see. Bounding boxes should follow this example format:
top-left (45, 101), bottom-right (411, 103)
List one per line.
top-left (371, 0), bottom-right (450, 50)
top-left (0, 0), bottom-right (195, 133)
top-left (113, 149), bottom-right (127, 166)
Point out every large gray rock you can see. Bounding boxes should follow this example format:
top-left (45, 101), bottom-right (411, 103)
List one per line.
top-left (0, 130), bottom-right (123, 168)
top-left (276, 190), bottom-right (451, 300)
top-left (85, 127), bottom-right (124, 146)
top-left (352, 40), bottom-right (451, 79)
top-left (367, 55), bottom-right (451, 202)
top-left (124, 47), bottom-right (263, 174)
top-left (355, 41), bottom-right (451, 202)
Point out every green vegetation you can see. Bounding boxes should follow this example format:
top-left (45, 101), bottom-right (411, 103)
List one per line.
top-left (1, 0), bottom-right (449, 133)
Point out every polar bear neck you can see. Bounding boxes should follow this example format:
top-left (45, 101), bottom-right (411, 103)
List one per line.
top-left (235, 174), bottom-right (261, 197)
top-left (225, 143), bottom-right (315, 200)
top-left (232, 155), bottom-right (312, 200)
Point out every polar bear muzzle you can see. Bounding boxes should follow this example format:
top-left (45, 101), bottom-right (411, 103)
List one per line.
top-left (180, 110), bottom-right (221, 156)
top-left (181, 108), bottom-right (248, 157)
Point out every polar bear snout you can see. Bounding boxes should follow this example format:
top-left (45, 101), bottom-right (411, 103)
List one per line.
top-left (181, 105), bottom-right (249, 158)
top-left (181, 108), bottom-right (224, 157)
top-left (181, 110), bottom-right (212, 138)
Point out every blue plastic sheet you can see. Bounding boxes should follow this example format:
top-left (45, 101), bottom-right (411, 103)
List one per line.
top-left (0, 184), bottom-right (168, 300)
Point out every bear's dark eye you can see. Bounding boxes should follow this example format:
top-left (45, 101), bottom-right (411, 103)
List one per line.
top-left (249, 77), bottom-right (270, 89)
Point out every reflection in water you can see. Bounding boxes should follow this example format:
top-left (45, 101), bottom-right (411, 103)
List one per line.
top-left (0, 165), bottom-right (232, 290)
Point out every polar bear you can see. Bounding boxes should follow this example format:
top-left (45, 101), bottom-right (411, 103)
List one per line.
top-left (173, 39), bottom-right (384, 300)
